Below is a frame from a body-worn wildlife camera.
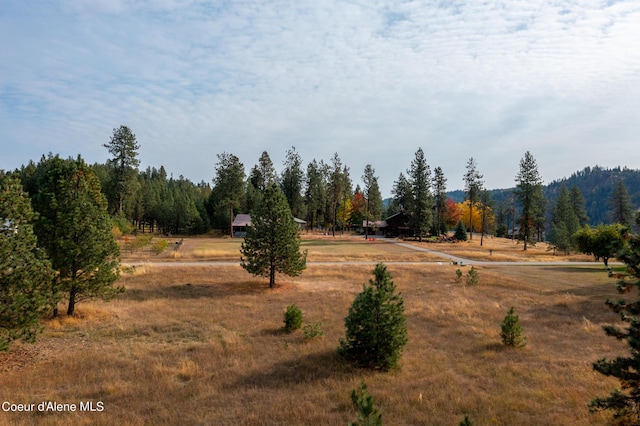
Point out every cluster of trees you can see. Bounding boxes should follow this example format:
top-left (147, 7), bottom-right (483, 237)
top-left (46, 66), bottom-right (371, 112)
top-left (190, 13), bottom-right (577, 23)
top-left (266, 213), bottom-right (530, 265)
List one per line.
top-left (1, 154), bottom-right (123, 350)
top-left (589, 214), bottom-right (640, 422)
top-left (15, 125), bottom-right (634, 246)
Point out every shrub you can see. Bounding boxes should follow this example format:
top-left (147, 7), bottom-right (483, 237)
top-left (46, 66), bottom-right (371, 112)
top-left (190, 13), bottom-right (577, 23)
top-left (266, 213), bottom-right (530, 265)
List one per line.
top-left (500, 307), bottom-right (526, 347)
top-left (455, 269), bottom-right (463, 283)
top-left (459, 415), bottom-right (473, 426)
top-left (303, 322), bottom-right (324, 339)
top-left (338, 263), bottom-right (408, 371)
top-left (349, 382), bottom-right (382, 426)
top-left (283, 304), bottom-right (303, 333)
top-left (466, 266), bottom-right (479, 285)
top-left (152, 239), bottom-right (169, 255)
top-left (112, 215), bottom-right (134, 235)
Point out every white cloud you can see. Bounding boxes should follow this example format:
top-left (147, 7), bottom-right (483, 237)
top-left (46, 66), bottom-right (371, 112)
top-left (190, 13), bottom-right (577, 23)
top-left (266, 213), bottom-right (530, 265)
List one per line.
top-left (1, 0), bottom-right (639, 194)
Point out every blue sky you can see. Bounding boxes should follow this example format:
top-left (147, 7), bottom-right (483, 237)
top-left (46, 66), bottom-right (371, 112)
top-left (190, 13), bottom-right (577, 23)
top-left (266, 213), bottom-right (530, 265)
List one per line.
top-left (2, 1), bottom-right (639, 195)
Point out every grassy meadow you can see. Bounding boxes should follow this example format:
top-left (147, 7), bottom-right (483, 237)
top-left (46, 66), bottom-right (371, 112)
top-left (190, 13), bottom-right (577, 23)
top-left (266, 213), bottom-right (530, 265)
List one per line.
top-left (0, 235), bottom-right (631, 425)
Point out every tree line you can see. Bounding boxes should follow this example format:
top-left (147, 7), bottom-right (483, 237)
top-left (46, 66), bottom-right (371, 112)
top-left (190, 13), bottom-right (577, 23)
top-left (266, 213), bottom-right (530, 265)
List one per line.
top-left (10, 125), bottom-right (638, 248)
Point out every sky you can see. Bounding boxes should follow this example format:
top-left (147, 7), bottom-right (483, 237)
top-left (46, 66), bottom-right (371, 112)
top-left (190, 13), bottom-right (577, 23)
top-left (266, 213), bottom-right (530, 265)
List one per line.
top-left (1, 1), bottom-right (639, 196)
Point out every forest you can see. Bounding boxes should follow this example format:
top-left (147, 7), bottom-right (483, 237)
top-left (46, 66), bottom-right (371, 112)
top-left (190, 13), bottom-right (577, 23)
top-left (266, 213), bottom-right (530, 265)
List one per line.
top-left (9, 126), bottom-right (640, 241)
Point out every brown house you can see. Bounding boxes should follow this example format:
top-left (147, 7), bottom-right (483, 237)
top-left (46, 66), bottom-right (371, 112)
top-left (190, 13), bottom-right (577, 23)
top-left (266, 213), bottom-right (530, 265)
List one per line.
top-left (384, 211), bottom-right (411, 237)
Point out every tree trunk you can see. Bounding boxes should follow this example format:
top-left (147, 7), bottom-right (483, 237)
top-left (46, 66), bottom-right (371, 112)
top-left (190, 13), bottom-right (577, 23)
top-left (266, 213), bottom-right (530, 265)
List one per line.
top-left (469, 204), bottom-right (473, 240)
top-left (229, 204), bottom-right (234, 238)
top-left (269, 260), bottom-right (275, 288)
top-left (67, 286), bottom-right (77, 316)
top-left (52, 276), bottom-right (58, 317)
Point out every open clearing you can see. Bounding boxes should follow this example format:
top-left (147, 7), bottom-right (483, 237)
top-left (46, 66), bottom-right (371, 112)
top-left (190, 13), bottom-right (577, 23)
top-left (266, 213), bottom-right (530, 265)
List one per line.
top-left (0, 236), bottom-right (629, 425)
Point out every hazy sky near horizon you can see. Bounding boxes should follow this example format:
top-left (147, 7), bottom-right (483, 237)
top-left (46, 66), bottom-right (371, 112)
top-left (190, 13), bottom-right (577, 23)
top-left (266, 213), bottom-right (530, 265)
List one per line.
top-left (2, 1), bottom-right (639, 195)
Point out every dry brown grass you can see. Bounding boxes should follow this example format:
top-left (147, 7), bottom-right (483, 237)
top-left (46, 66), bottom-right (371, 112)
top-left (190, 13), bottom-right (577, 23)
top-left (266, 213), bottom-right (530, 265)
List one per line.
top-left (402, 235), bottom-right (595, 262)
top-left (0, 239), bottom-right (628, 425)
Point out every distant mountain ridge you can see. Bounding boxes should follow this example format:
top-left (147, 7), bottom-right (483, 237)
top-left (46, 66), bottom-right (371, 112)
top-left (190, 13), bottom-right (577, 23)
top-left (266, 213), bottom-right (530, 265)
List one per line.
top-left (448, 166), bottom-right (640, 226)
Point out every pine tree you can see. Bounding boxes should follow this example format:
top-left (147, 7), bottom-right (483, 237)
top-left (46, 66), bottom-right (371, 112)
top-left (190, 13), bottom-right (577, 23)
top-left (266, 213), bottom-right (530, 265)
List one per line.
top-left (590, 233), bottom-right (640, 422)
top-left (549, 184), bottom-right (581, 254)
top-left (407, 148), bottom-right (433, 242)
top-left (21, 155), bottom-right (122, 316)
top-left (305, 159), bottom-right (327, 231)
top-left (280, 146), bottom-right (306, 219)
top-left (570, 185), bottom-right (589, 227)
top-left (212, 152), bottom-right (245, 237)
top-left (515, 151), bottom-right (543, 250)
top-left (241, 184), bottom-right (307, 288)
top-left (478, 189), bottom-right (494, 246)
top-left (463, 158), bottom-right (483, 240)
top-left (349, 382), bottom-right (382, 426)
top-left (1, 173), bottom-right (54, 350)
top-left (391, 172), bottom-right (413, 215)
top-left (500, 307), bottom-right (526, 347)
top-left (610, 179), bottom-right (634, 227)
top-left (454, 220), bottom-right (467, 241)
top-left (432, 166), bottom-right (448, 236)
top-left (362, 164), bottom-right (381, 239)
top-left (338, 263), bottom-right (408, 370)
top-left (103, 125), bottom-right (140, 215)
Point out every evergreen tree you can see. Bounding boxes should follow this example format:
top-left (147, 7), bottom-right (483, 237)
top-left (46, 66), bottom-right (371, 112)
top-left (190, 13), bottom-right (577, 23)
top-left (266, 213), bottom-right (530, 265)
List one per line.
top-left (0, 173), bottom-right (54, 351)
top-left (327, 154), bottom-right (350, 236)
top-left (212, 152), bottom-right (245, 237)
top-left (454, 220), bottom-right (467, 241)
top-left (240, 184), bottom-right (307, 288)
top-left (24, 155), bottom-right (122, 316)
top-left (391, 172), bottom-right (413, 215)
top-left (407, 148), bottom-right (433, 242)
top-left (338, 263), bottom-right (408, 370)
top-left (500, 307), bottom-right (526, 347)
top-left (549, 184), bottom-right (581, 254)
top-left (305, 159), bottom-right (327, 231)
top-left (103, 125), bottom-right (140, 215)
top-left (362, 164), bottom-right (380, 239)
top-left (478, 189), bottom-right (494, 246)
top-left (610, 179), bottom-right (634, 227)
top-left (590, 233), bottom-right (640, 422)
top-left (570, 185), bottom-right (589, 227)
top-left (349, 382), bottom-right (382, 426)
top-left (252, 151), bottom-right (277, 192)
top-left (432, 166), bottom-right (448, 236)
top-left (463, 158), bottom-right (483, 240)
top-left (515, 151), bottom-right (544, 250)
top-left (280, 146), bottom-right (306, 219)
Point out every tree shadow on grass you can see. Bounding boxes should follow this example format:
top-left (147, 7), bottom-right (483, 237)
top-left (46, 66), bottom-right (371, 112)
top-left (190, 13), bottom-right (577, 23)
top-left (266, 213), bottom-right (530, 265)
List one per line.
top-left (229, 349), bottom-right (356, 390)
top-left (117, 280), bottom-right (273, 301)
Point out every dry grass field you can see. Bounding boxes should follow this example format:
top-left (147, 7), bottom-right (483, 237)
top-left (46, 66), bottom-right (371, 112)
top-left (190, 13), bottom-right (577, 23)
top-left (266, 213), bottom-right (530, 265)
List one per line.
top-left (0, 235), bottom-right (631, 425)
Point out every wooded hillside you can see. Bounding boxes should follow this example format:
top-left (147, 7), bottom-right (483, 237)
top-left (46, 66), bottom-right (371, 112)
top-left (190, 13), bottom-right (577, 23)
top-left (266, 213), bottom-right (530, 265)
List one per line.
top-left (449, 166), bottom-right (640, 226)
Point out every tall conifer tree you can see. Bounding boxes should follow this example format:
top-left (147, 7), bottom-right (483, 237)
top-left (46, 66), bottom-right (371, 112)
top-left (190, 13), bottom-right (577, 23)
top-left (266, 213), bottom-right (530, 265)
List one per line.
top-left (515, 151), bottom-right (543, 250)
top-left (1, 173), bottom-right (54, 350)
top-left (407, 148), bottom-right (433, 242)
top-left (240, 184), bottom-right (307, 288)
top-left (463, 158), bottom-right (483, 240)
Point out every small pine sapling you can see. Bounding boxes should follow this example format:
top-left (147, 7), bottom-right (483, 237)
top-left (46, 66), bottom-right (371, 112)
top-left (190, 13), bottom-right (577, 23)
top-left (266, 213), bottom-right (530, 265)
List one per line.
top-left (303, 322), bottom-right (324, 339)
top-left (501, 307), bottom-right (526, 347)
top-left (349, 382), bottom-right (382, 426)
top-left (466, 266), bottom-right (479, 285)
top-left (283, 304), bottom-right (303, 333)
top-left (455, 269), bottom-right (463, 283)
top-left (459, 415), bottom-right (473, 426)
